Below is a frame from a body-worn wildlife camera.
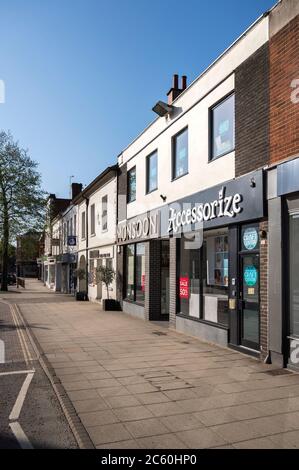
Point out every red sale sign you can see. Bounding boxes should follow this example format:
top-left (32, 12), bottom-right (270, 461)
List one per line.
top-left (179, 277), bottom-right (189, 299)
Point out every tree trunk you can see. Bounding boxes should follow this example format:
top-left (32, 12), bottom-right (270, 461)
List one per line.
top-left (106, 284), bottom-right (109, 300)
top-left (1, 204), bottom-right (9, 291)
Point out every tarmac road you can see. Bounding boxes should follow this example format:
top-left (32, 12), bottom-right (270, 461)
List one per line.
top-left (0, 300), bottom-right (78, 449)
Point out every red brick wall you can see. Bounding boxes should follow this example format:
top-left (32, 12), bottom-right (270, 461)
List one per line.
top-left (260, 220), bottom-right (268, 360)
top-left (270, 14), bottom-right (299, 164)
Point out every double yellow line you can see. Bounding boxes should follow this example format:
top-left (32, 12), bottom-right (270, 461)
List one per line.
top-left (10, 303), bottom-right (33, 368)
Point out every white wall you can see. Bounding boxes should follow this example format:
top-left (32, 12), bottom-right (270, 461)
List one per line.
top-left (118, 16), bottom-right (269, 221)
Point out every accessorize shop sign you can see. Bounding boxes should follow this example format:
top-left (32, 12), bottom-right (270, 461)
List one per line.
top-left (168, 187), bottom-right (242, 233)
top-left (117, 170), bottom-right (264, 243)
top-left (164, 169), bottom-right (264, 235)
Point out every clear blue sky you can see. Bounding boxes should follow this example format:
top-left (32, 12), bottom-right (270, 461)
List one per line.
top-left (0, 0), bottom-right (275, 198)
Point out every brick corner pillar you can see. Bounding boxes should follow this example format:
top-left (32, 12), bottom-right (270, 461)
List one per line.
top-left (169, 237), bottom-right (178, 328)
top-left (260, 219), bottom-right (269, 362)
top-left (145, 240), bottom-right (161, 321)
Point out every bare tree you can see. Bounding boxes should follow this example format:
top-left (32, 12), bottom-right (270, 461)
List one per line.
top-left (0, 130), bottom-right (46, 291)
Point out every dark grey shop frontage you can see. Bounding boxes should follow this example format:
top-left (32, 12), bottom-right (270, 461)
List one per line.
top-left (117, 169), bottom-right (266, 356)
top-left (268, 156), bottom-right (299, 370)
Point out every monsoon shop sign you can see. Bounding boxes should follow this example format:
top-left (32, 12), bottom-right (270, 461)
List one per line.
top-left (117, 212), bottom-right (159, 243)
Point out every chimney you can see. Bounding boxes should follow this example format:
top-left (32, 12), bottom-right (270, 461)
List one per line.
top-left (71, 182), bottom-right (83, 200)
top-left (167, 74), bottom-right (187, 105)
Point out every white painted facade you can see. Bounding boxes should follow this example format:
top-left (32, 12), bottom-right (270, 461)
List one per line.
top-left (77, 172), bottom-right (118, 303)
top-left (118, 16), bottom-right (269, 220)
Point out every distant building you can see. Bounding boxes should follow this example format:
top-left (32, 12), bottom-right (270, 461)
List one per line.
top-left (16, 231), bottom-right (41, 278)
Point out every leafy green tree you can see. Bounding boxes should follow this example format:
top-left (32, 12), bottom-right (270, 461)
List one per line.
top-left (96, 265), bottom-right (115, 299)
top-left (0, 131), bottom-right (46, 290)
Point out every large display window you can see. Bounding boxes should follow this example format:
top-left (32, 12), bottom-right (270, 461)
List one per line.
top-left (125, 242), bottom-right (145, 304)
top-left (178, 229), bottom-right (229, 326)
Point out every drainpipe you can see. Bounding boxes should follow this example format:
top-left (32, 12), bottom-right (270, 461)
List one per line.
top-left (83, 195), bottom-right (89, 298)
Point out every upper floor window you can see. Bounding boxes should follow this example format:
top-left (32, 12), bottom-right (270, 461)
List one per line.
top-left (102, 195), bottom-right (108, 231)
top-left (81, 211), bottom-right (86, 239)
top-left (74, 214), bottom-right (77, 236)
top-left (127, 167), bottom-right (136, 203)
top-left (210, 93), bottom-right (235, 161)
top-left (172, 127), bottom-right (188, 180)
top-left (90, 204), bottom-right (95, 235)
top-left (146, 151), bottom-right (158, 194)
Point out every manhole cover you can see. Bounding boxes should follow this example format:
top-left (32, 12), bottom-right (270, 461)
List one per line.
top-left (152, 331), bottom-right (167, 336)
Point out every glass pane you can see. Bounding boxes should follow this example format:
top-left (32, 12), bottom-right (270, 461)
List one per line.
top-left (290, 214), bottom-right (299, 337)
top-left (148, 152), bottom-right (158, 192)
top-left (135, 243), bottom-right (145, 304)
top-left (128, 168), bottom-right (136, 202)
top-left (179, 235), bottom-right (200, 318)
top-left (161, 241), bottom-right (169, 315)
top-left (203, 233), bottom-right (229, 326)
top-left (126, 244), bottom-right (135, 300)
top-left (241, 225), bottom-right (259, 251)
top-left (243, 255), bottom-right (259, 303)
top-left (212, 94), bottom-right (235, 159)
top-left (174, 129), bottom-right (188, 178)
top-left (243, 309), bottom-right (259, 344)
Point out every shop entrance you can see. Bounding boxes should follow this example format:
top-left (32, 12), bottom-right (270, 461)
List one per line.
top-left (160, 240), bottom-right (170, 317)
top-left (237, 224), bottom-right (261, 351)
top-left (287, 210), bottom-right (299, 370)
top-left (239, 253), bottom-right (260, 350)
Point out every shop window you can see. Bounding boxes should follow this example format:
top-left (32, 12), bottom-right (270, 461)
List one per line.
top-left (210, 94), bottom-right (235, 160)
top-left (135, 243), bottom-right (146, 303)
top-left (125, 243), bottom-right (145, 304)
top-left (178, 235), bottom-right (201, 319)
top-left (202, 233), bottom-right (229, 326)
top-left (146, 151), bottom-right (158, 193)
top-left (90, 204), bottom-right (95, 235)
top-left (74, 214), bottom-right (77, 236)
top-left (178, 231), bottom-right (229, 327)
top-left (89, 259), bottom-right (96, 285)
top-left (127, 167), bottom-right (136, 203)
top-left (172, 127), bottom-right (188, 179)
top-left (102, 195), bottom-right (108, 231)
top-left (81, 211), bottom-right (86, 239)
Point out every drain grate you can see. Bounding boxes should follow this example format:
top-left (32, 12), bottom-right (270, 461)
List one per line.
top-left (263, 369), bottom-right (293, 376)
top-left (152, 331), bottom-right (167, 336)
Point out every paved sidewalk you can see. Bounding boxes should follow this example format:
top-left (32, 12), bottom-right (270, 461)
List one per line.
top-left (6, 280), bottom-right (299, 449)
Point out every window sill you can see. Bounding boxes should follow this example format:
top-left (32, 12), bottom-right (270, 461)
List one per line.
top-left (176, 312), bottom-right (228, 330)
top-left (123, 298), bottom-right (145, 307)
top-left (146, 187), bottom-right (158, 196)
top-left (208, 148), bottom-right (235, 163)
top-left (171, 171), bottom-right (189, 182)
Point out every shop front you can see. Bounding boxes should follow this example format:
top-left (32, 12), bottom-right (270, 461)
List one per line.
top-left (117, 169), bottom-right (265, 354)
top-left (268, 156), bottom-right (299, 370)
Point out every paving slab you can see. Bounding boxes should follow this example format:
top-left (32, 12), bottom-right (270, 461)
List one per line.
top-left (11, 279), bottom-right (299, 449)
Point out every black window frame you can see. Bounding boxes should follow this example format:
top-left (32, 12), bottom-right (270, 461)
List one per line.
top-left (101, 195), bottom-right (108, 232)
top-left (124, 242), bottom-right (145, 305)
top-left (172, 126), bottom-right (189, 181)
top-left (209, 92), bottom-right (235, 162)
top-left (90, 204), bottom-right (95, 236)
top-left (146, 150), bottom-right (158, 194)
top-left (127, 166), bottom-right (136, 204)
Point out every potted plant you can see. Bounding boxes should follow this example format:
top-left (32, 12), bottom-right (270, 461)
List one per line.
top-left (96, 264), bottom-right (119, 310)
top-left (74, 268), bottom-right (88, 301)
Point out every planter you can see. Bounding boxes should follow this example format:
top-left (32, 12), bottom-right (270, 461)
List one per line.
top-left (102, 299), bottom-right (120, 311)
top-left (76, 291), bottom-right (88, 301)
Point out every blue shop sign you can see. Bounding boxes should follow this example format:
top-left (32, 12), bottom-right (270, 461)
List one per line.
top-left (244, 266), bottom-right (258, 287)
